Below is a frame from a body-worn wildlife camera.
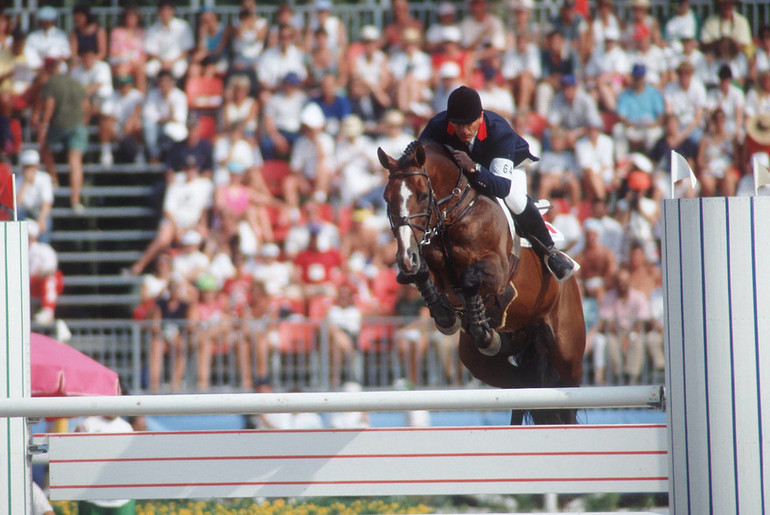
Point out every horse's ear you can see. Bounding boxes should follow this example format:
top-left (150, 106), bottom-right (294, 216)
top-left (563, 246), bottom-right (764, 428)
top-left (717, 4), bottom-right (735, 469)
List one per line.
top-left (414, 143), bottom-right (425, 167)
top-left (377, 147), bottom-right (395, 170)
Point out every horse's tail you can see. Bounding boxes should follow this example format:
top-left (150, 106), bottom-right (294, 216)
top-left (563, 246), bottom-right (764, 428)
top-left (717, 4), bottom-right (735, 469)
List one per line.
top-left (509, 321), bottom-right (577, 425)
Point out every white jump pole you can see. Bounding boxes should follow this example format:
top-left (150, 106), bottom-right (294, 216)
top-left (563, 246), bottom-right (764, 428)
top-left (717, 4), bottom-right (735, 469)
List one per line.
top-left (662, 197), bottom-right (770, 514)
top-left (0, 222), bottom-right (30, 514)
top-left (0, 384), bottom-right (663, 418)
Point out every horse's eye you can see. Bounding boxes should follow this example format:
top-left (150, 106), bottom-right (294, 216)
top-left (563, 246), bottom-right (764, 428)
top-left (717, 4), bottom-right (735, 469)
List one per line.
top-left (418, 192), bottom-right (429, 203)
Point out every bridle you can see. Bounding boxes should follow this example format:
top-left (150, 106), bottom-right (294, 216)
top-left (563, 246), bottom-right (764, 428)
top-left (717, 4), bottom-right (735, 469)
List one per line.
top-left (386, 161), bottom-right (474, 247)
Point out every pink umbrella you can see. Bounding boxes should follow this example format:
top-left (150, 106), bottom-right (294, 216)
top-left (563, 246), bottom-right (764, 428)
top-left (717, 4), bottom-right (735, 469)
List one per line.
top-left (30, 332), bottom-right (121, 397)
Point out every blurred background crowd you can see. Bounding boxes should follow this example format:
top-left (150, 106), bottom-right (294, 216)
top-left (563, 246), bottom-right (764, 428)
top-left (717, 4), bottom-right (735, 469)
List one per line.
top-left (8, 0), bottom-right (770, 393)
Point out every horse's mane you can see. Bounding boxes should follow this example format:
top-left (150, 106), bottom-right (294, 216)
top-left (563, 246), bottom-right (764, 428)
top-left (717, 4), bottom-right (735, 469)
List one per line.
top-left (398, 140), bottom-right (455, 169)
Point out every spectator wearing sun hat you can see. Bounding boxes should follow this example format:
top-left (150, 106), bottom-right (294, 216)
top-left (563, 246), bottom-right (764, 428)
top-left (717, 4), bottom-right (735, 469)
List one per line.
top-left (25, 6), bottom-right (71, 68)
top-left (375, 109), bottom-right (414, 159)
top-left (663, 59), bottom-right (707, 145)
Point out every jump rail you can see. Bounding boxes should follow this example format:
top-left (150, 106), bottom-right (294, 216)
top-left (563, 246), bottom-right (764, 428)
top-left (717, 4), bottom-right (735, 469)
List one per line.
top-left (1, 385), bottom-right (664, 418)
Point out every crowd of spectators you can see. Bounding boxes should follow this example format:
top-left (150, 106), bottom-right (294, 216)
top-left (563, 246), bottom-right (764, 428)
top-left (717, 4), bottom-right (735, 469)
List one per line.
top-left (9, 0), bottom-right (770, 391)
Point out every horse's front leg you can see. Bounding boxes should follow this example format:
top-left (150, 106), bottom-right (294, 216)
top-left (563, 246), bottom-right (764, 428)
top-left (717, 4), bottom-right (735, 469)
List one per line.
top-left (397, 263), bottom-right (461, 334)
top-left (459, 261), bottom-right (502, 356)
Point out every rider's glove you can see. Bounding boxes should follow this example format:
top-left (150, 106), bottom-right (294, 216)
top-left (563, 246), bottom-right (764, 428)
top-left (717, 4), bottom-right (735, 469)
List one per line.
top-left (452, 150), bottom-right (477, 174)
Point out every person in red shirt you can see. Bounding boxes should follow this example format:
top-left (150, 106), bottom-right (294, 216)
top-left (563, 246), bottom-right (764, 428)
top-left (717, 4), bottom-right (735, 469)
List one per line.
top-left (293, 224), bottom-right (342, 300)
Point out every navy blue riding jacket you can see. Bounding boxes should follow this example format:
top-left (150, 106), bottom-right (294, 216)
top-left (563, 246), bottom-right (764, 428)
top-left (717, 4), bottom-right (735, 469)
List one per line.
top-left (418, 110), bottom-right (538, 199)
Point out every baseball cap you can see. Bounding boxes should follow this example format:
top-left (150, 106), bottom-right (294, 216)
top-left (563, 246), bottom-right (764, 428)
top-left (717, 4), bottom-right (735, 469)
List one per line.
top-left (631, 63), bottom-right (647, 77)
top-left (261, 243), bottom-right (281, 258)
top-left (440, 26), bottom-right (461, 43)
top-left (20, 149), bottom-right (40, 166)
top-left (196, 274), bottom-right (218, 292)
top-left (283, 72), bottom-right (302, 86)
top-left (560, 74), bottom-right (577, 87)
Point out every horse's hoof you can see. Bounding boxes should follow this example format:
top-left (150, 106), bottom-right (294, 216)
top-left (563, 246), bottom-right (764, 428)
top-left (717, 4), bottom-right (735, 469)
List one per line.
top-left (436, 317), bottom-right (461, 335)
top-left (476, 331), bottom-right (501, 356)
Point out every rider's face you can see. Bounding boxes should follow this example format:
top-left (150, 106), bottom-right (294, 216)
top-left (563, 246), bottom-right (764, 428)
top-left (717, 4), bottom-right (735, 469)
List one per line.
top-left (450, 113), bottom-right (483, 144)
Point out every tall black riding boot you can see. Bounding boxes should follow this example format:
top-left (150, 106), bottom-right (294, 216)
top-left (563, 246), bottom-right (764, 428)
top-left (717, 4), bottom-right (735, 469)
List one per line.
top-left (512, 198), bottom-right (578, 282)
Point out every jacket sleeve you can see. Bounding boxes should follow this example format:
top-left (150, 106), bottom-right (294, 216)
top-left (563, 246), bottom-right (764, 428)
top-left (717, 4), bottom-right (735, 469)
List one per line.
top-left (465, 164), bottom-right (511, 198)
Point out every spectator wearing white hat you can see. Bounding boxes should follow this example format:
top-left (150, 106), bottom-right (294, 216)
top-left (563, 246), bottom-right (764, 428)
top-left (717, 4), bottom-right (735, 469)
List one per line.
top-left (25, 6), bottom-right (71, 68)
top-left (432, 61), bottom-right (463, 115)
top-left (27, 219), bottom-right (61, 325)
top-left (286, 102), bottom-right (335, 209)
top-left (508, 0), bottom-right (539, 47)
top-left (425, 2), bottom-right (459, 54)
top-left (16, 149), bottom-right (53, 242)
top-left (429, 26), bottom-right (472, 90)
top-left (143, 0), bottom-right (195, 81)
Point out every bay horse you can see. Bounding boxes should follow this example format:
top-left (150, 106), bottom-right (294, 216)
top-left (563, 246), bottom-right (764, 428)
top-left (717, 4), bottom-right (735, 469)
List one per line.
top-left (378, 141), bottom-right (585, 424)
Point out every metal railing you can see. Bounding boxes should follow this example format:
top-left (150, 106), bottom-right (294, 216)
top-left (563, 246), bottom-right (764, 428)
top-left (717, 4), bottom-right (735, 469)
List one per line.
top-left (7, 1), bottom-right (770, 42)
top-left (31, 316), bottom-right (664, 394)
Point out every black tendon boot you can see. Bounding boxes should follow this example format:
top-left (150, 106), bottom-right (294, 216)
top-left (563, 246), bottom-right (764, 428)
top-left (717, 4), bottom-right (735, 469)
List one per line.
top-left (513, 198), bottom-right (579, 282)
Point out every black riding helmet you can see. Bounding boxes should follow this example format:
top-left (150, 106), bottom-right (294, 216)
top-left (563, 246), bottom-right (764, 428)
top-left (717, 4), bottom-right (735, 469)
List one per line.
top-left (447, 86), bottom-right (483, 124)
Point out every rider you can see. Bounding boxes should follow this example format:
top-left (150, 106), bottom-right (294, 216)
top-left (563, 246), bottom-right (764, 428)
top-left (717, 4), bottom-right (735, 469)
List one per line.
top-left (419, 85), bottom-right (578, 282)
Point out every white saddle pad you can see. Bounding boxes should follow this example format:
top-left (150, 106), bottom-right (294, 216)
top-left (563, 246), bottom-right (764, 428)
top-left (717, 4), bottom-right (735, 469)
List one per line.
top-left (497, 198), bottom-right (565, 248)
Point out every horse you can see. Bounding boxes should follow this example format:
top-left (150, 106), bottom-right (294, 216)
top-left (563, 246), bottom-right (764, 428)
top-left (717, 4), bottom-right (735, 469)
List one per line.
top-left (378, 141), bottom-right (586, 424)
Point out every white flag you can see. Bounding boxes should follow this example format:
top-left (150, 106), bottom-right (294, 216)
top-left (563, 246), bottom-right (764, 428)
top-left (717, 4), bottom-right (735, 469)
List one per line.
top-left (754, 156), bottom-right (770, 196)
top-left (670, 150), bottom-right (697, 198)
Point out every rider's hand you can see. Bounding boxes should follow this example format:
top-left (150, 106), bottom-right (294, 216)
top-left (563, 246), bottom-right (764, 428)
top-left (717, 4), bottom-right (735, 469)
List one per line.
top-left (452, 150), bottom-right (477, 173)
